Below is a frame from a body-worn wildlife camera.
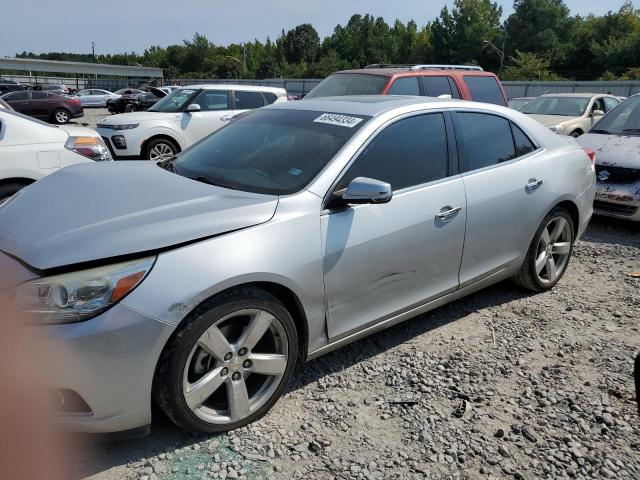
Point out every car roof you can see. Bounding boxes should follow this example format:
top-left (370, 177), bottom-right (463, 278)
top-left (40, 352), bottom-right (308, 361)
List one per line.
top-left (266, 95), bottom-right (480, 117)
top-left (334, 68), bottom-right (498, 78)
top-left (180, 84), bottom-right (287, 94)
top-left (539, 93), bottom-right (613, 99)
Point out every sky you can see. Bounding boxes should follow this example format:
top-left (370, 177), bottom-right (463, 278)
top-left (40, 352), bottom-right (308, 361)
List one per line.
top-left (0, 0), bottom-right (634, 57)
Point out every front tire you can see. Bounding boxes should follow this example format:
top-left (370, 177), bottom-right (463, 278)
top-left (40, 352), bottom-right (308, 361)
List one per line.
top-left (0, 182), bottom-right (29, 204)
top-left (144, 138), bottom-right (178, 161)
top-left (514, 208), bottom-right (575, 292)
top-left (154, 288), bottom-right (298, 434)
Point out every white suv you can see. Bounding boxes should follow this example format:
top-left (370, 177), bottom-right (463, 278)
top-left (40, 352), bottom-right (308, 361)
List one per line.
top-left (96, 85), bottom-right (288, 160)
top-left (0, 108), bottom-right (111, 202)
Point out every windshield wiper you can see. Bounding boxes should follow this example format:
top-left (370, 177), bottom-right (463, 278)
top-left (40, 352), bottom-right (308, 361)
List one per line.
top-left (590, 129), bottom-right (611, 134)
top-left (192, 175), bottom-right (240, 191)
top-left (622, 128), bottom-right (640, 135)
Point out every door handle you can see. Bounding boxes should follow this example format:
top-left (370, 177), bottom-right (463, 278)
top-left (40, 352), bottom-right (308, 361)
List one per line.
top-left (526, 178), bottom-right (544, 191)
top-left (435, 206), bottom-right (462, 220)
top-left (220, 114), bottom-right (233, 121)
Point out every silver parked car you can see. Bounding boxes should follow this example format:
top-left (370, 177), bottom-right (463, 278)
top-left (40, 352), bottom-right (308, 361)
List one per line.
top-left (74, 89), bottom-right (121, 107)
top-left (0, 96), bottom-right (595, 435)
top-left (578, 94), bottom-right (640, 221)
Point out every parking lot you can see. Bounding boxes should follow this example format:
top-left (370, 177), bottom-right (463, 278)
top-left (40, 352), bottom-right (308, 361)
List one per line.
top-left (66, 216), bottom-right (639, 480)
top-left (69, 107), bottom-right (110, 130)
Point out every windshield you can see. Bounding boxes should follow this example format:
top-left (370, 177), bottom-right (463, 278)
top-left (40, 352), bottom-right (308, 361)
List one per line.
top-left (591, 95), bottom-right (640, 135)
top-left (149, 88), bottom-right (200, 112)
top-left (508, 98), bottom-right (531, 111)
top-left (522, 96), bottom-right (590, 116)
top-left (171, 109), bottom-right (370, 195)
top-left (305, 74), bottom-right (389, 99)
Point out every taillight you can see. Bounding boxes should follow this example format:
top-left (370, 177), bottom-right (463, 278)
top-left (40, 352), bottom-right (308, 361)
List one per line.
top-left (583, 148), bottom-right (596, 164)
top-left (65, 136), bottom-right (112, 161)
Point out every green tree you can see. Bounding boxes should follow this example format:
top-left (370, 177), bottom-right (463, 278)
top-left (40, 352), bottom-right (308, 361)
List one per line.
top-left (281, 24), bottom-right (321, 64)
top-left (501, 50), bottom-right (562, 80)
top-left (506, 0), bottom-right (571, 57)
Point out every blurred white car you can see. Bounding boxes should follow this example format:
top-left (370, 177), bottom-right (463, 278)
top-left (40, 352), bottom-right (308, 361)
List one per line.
top-left (96, 85), bottom-right (287, 160)
top-left (521, 93), bottom-right (621, 137)
top-left (74, 89), bottom-right (121, 107)
top-left (0, 109), bottom-right (111, 202)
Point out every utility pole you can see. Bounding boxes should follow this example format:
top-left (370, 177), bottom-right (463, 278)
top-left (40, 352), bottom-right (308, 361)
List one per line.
top-left (91, 41), bottom-right (95, 62)
top-left (243, 44), bottom-right (247, 75)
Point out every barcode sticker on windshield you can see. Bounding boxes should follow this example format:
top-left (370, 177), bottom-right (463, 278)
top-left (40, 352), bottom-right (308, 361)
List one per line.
top-left (314, 113), bottom-right (363, 128)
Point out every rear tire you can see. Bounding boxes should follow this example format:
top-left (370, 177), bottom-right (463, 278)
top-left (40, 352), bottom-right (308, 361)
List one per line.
top-left (52, 108), bottom-right (70, 124)
top-left (514, 208), bottom-right (575, 292)
top-left (154, 288), bottom-right (298, 434)
top-left (0, 182), bottom-right (29, 204)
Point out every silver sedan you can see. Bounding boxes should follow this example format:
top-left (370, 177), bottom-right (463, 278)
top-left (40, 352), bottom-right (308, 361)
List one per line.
top-left (74, 89), bottom-right (120, 107)
top-left (0, 96), bottom-right (595, 435)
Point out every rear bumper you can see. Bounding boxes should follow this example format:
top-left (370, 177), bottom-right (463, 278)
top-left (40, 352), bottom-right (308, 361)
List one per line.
top-left (594, 181), bottom-right (640, 222)
top-left (38, 304), bottom-right (174, 433)
top-left (576, 180), bottom-right (595, 240)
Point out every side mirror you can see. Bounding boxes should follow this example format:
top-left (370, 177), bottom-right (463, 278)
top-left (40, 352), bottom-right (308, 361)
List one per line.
top-left (342, 177), bottom-right (392, 205)
top-left (592, 109), bottom-right (604, 117)
top-left (186, 103), bottom-right (201, 112)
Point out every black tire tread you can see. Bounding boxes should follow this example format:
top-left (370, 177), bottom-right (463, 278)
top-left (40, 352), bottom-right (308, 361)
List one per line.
top-left (143, 138), bottom-right (178, 160)
top-left (0, 182), bottom-right (29, 202)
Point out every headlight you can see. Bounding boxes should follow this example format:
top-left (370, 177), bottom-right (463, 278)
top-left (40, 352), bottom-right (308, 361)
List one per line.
top-left (13, 257), bottom-right (155, 324)
top-left (548, 125), bottom-right (566, 134)
top-left (65, 136), bottom-right (112, 161)
top-left (95, 123), bottom-right (139, 130)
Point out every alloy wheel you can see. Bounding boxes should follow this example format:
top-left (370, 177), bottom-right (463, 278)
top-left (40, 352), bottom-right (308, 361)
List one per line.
top-left (182, 308), bottom-right (289, 425)
top-left (149, 142), bottom-right (175, 161)
top-left (534, 216), bottom-right (572, 285)
top-left (55, 110), bottom-right (69, 123)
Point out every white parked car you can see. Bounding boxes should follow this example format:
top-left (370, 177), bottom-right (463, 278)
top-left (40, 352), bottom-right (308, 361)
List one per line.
top-left (0, 109), bottom-right (111, 202)
top-left (521, 93), bottom-right (621, 137)
top-left (74, 89), bottom-right (121, 107)
top-left (96, 85), bottom-right (288, 160)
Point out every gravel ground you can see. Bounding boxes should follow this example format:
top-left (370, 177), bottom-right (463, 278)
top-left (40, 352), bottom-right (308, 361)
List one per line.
top-left (70, 216), bottom-right (640, 480)
top-left (68, 107), bottom-right (110, 130)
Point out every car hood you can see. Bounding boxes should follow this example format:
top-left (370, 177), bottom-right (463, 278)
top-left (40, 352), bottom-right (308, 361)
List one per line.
top-left (98, 111), bottom-right (181, 124)
top-left (577, 133), bottom-right (640, 169)
top-left (0, 162), bottom-right (278, 271)
top-left (526, 114), bottom-right (578, 127)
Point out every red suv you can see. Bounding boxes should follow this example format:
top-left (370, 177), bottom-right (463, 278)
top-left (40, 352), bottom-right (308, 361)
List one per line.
top-left (305, 64), bottom-right (508, 106)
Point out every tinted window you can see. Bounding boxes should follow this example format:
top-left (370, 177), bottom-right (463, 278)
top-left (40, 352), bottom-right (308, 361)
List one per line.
top-left (234, 91), bottom-right (265, 109)
top-left (592, 95), bottom-right (640, 135)
top-left (422, 76), bottom-right (453, 98)
top-left (338, 114), bottom-right (448, 191)
top-left (5, 91), bottom-right (28, 101)
top-left (464, 76), bottom-right (505, 106)
top-left (522, 96), bottom-right (590, 116)
top-left (604, 98), bottom-right (619, 112)
top-left (387, 77), bottom-right (420, 95)
top-left (457, 113), bottom-right (516, 170)
top-left (32, 91), bottom-right (48, 100)
top-left (305, 73), bottom-right (389, 99)
top-left (149, 88), bottom-right (200, 112)
top-left (195, 90), bottom-right (230, 111)
top-left (173, 109), bottom-right (369, 195)
top-left (263, 92), bottom-right (278, 104)
top-left (511, 123), bottom-right (537, 157)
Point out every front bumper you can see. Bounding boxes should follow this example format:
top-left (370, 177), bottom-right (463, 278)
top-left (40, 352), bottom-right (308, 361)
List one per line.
top-left (594, 181), bottom-right (640, 222)
top-left (39, 304), bottom-right (174, 433)
top-left (96, 128), bottom-right (141, 158)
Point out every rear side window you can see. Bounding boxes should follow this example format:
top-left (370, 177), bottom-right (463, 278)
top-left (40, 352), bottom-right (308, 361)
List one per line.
top-left (421, 76), bottom-right (460, 99)
top-left (195, 90), bottom-right (230, 111)
top-left (456, 112), bottom-right (515, 170)
top-left (234, 91), bottom-right (266, 109)
top-left (387, 77), bottom-right (420, 96)
top-left (511, 123), bottom-right (537, 157)
top-left (463, 76), bottom-right (505, 106)
top-left (337, 113), bottom-right (449, 191)
top-left (262, 92), bottom-right (278, 104)
top-left (32, 92), bottom-right (48, 100)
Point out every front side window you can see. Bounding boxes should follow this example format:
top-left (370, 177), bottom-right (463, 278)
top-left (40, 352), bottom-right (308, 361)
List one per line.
top-left (387, 77), bottom-right (420, 96)
top-left (149, 88), bottom-right (200, 112)
top-left (337, 113), bottom-right (449, 192)
top-left (194, 90), bottom-right (230, 111)
top-left (172, 109), bottom-right (370, 195)
top-left (305, 73), bottom-right (389, 99)
top-left (234, 91), bottom-right (265, 109)
top-left (464, 76), bottom-right (506, 106)
top-left (4, 91), bottom-right (28, 101)
top-left (456, 112), bottom-right (516, 170)
top-left (604, 97), bottom-right (619, 112)
top-left (522, 96), bottom-right (590, 117)
top-left (591, 95), bottom-right (640, 135)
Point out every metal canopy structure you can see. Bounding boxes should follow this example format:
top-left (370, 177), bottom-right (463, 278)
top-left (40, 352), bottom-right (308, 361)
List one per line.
top-left (0, 57), bottom-right (163, 78)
